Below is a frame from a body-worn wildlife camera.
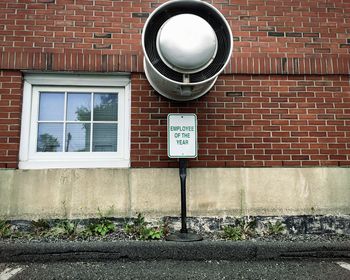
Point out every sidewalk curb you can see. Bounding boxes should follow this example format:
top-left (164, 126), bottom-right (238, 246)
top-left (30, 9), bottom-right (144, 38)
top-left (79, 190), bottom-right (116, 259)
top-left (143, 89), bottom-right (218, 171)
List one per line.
top-left (1, 241), bottom-right (350, 262)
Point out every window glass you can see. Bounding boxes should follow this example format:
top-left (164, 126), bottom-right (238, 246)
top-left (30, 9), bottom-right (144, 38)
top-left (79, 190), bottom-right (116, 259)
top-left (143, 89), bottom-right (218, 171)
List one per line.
top-left (67, 93), bottom-right (91, 121)
top-left (93, 123), bottom-right (118, 152)
top-left (37, 123), bottom-right (63, 152)
top-left (39, 93), bottom-right (64, 121)
top-left (65, 124), bottom-right (91, 152)
top-left (93, 93), bottom-right (118, 121)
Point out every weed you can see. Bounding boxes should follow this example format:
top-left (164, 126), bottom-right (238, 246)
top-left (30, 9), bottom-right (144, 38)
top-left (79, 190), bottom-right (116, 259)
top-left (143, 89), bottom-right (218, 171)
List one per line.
top-left (87, 218), bottom-right (116, 237)
top-left (45, 220), bottom-right (78, 238)
top-left (0, 220), bottom-right (12, 238)
top-left (222, 225), bottom-right (244, 241)
top-left (140, 226), bottom-right (164, 240)
top-left (266, 221), bottom-right (286, 236)
top-left (222, 218), bottom-right (256, 241)
top-left (83, 209), bottom-right (116, 237)
top-left (31, 219), bottom-right (50, 236)
top-left (124, 213), bottom-right (166, 241)
top-left (162, 217), bottom-right (170, 237)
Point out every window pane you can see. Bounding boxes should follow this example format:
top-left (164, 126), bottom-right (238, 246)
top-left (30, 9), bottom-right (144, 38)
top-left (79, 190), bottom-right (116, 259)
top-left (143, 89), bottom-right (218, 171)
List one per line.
top-left (65, 124), bottom-right (91, 152)
top-left (92, 124), bottom-right (118, 152)
top-left (39, 93), bottom-right (64, 121)
top-left (93, 93), bottom-right (118, 121)
top-left (37, 123), bottom-right (63, 152)
top-left (67, 93), bottom-right (91, 121)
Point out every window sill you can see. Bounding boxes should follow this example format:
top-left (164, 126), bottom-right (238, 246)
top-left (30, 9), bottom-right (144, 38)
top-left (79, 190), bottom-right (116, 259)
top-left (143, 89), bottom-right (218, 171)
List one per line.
top-left (18, 159), bottom-right (130, 169)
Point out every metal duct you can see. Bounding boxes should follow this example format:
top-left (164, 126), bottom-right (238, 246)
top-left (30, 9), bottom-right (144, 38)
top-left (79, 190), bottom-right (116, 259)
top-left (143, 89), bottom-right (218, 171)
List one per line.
top-left (142, 0), bottom-right (233, 101)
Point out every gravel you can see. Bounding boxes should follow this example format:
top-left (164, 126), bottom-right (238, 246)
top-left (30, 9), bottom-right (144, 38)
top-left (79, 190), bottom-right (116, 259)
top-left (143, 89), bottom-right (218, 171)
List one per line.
top-left (1, 216), bottom-right (349, 244)
top-left (1, 226), bottom-right (349, 244)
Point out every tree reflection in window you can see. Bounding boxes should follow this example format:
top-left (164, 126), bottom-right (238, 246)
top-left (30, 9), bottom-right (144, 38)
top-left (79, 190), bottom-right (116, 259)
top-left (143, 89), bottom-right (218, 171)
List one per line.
top-left (37, 133), bottom-right (60, 152)
top-left (73, 93), bottom-right (118, 152)
top-left (94, 94), bottom-right (118, 121)
top-left (93, 93), bottom-right (118, 152)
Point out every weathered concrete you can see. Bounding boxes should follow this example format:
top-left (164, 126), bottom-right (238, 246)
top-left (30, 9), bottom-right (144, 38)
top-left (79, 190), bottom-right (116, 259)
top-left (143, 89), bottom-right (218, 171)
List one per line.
top-left (129, 168), bottom-right (180, 215)
top-left (0, 168), bottom-right (349, 219)
top-left (242, 168), bottom-right (350, 215)
top-left (0, 169), bottom-right (130, 219)
top-left (188, 168), bottom-right (243, 216)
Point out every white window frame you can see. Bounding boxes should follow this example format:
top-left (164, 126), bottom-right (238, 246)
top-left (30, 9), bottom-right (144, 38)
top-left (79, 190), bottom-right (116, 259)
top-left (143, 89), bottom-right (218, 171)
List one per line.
top-left (19, 73), bottom-right (131, 169)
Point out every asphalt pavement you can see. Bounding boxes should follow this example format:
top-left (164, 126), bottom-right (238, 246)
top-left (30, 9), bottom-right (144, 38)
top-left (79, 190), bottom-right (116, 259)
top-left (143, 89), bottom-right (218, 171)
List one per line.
top-left (0, 240), bottom-right (349, 263)
top-left (1, 240), bottom-right (350, 279)
top-left (1, 259), bottom-right (350, 280)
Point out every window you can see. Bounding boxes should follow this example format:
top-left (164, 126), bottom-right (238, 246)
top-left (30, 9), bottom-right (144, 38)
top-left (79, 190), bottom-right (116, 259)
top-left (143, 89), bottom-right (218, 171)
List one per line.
top-left (36, 90), bottom-right (119, 153)
top-left (19, 73), bottom-right (131, 169)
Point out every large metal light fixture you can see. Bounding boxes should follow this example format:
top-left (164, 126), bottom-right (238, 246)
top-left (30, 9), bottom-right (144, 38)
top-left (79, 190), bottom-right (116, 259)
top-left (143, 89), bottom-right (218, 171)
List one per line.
top-left (142, 0), bottom-right (233, 101)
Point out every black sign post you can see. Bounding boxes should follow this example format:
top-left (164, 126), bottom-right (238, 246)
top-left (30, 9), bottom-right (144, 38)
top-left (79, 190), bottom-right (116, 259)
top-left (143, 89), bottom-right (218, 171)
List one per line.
top-left (165, 158), bottom-right (203, 242)
top-left (179, 158), bottom-right (188, 234)
top-left (166, 114), bottom-right (202, 241)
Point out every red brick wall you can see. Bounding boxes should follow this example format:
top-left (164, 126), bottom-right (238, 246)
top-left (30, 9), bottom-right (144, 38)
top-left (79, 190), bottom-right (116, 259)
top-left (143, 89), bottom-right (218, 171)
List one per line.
top-left (0, 0), bottom-right (349, 72)
top-left (131, 73), bottom-right (350, 167)
top-left (0, 0), bottom-right (349, 168)
top-left (0, 71), bottom-right (22, 168)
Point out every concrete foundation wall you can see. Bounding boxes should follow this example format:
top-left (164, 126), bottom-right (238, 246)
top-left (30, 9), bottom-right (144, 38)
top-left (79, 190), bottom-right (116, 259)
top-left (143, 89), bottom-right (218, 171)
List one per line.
top-left (0, 168), bottom-right (349, 220)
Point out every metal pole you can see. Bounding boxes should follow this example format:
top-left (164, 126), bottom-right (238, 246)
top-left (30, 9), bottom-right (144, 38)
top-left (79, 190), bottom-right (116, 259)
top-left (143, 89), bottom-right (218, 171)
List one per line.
top-left (179, 158), bottom-right (188, 233)
top-left (165, 157), bottom-right (202, 242)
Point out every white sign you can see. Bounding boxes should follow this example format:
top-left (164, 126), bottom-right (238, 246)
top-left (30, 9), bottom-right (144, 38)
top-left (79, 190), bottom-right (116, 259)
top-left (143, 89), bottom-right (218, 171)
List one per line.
top-left (167, 114), bottom-right (197, 158)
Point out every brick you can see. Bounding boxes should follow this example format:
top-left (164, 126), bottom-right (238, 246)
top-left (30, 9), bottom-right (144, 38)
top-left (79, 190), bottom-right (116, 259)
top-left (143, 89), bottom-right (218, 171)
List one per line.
top-left (37, 0), bottom-right (55, 3)
top-left (303, 32), bottom-right (320, 37)
top-left (93, 33), bottom-right (112, 38)
top-left (132, 13), bottom-right (149, 18)
top-left (93, 44), bottom-right (111, 49)
top-left (226, 92), bottom-right (243, 97)
top-left (286, 32), bottom-right (302, 37)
